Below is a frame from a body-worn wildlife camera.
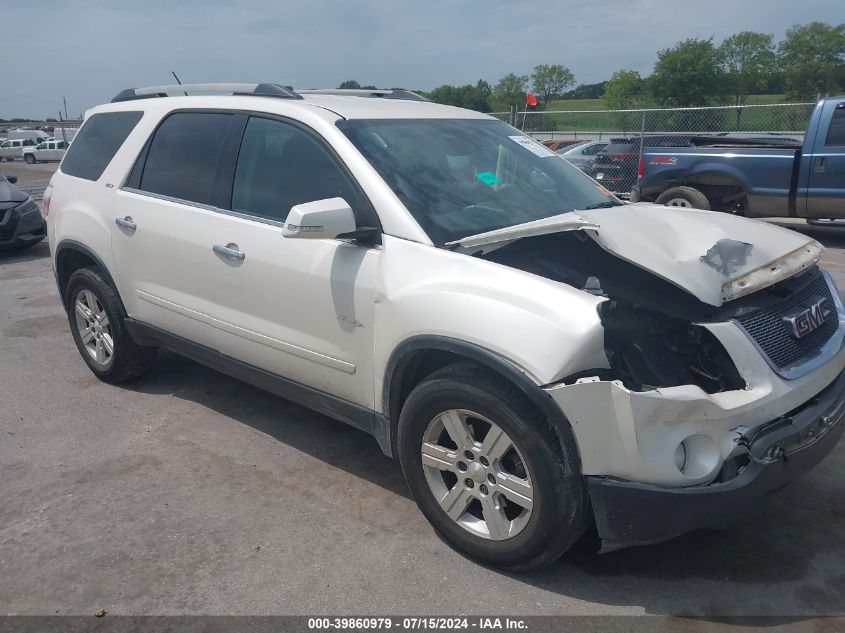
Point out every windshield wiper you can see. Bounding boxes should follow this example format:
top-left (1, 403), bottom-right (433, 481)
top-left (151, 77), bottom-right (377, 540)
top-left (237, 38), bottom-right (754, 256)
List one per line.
top-left (584, 200), bottom-right (623, 210)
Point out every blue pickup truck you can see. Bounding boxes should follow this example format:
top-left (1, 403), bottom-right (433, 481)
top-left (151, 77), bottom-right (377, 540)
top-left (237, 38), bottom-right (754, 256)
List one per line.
top-left (631, 96), bottom-right (845, 220)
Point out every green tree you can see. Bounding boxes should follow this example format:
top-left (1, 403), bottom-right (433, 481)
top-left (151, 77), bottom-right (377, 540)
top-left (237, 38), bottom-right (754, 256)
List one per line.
top-left (531, 64), bottom-right (575, 109)
top-left (602, 70), bottom-right (645, 109)
top-left (561, 82), bottom-right (605, 99)
top-left (426, 80), bottom-right (492, 112)
top-left (493, 72), bottom-right (529, 110)
top-left (338, 80), bottom-right (361, 89)
top-left (718, 31), bottom-right (777, 107)
top-left (778, 22), bottom-right (845, 99)
top-left (649, 38), bottom-right (725, 106)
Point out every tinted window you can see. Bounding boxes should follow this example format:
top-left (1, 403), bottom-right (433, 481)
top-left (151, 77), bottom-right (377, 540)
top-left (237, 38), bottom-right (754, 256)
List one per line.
top-left (139, 112), bottom-right (232, 205)
top-left (37, 143), bottom-right (47, 150)
top-left (62, 111), bottom-right (143, 181)
top-left (231, 116), bottom-right (357, 222)
top-left (23, 140), bottom-right (33, 146)
top-left (583, 143), bottom-right (607, 155)
top-left (826, 106), bottom-right (845, 147)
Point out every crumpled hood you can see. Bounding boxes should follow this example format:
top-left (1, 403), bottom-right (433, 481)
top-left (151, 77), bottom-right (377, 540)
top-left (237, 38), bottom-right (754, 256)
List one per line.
top-left (448, 203), bottom-right (823, 307)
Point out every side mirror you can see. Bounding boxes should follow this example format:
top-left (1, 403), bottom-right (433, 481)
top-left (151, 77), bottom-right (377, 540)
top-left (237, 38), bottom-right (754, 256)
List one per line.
top-left (282, 198), bottom-right (356, 240)
top-left (6, 175), bottom-right (17, 184)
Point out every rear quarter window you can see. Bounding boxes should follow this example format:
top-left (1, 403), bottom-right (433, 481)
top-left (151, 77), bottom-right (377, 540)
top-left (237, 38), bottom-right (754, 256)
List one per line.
top-left (61, 111), bottom-right (144, 181)
top-left (825, 106), bottom-right (845, 147)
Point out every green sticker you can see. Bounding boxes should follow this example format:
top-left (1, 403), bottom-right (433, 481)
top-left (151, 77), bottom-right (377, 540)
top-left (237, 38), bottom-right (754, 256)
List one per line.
top-left (476, 171), bottom-right (500, 185)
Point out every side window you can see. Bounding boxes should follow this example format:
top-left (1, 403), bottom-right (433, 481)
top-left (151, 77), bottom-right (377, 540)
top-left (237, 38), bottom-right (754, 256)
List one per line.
top-left (36, 142), bottom-right (47, 150)
top-left (63, 111), bottom-right (143, 181)
top-left (139, 112), bottom-right (232, 206)
top-left (23, 140), bottom-right (34, 146)
top-left (231, 116), bottom-right (358, 222)
top-left (58, 141), bottom-right (67, 149)
top-left (583, 143), bottom-right (606, 155)
top-left (825, 105), bottom-right (845, 147)
top-left (0, 141), bottom-right (8, 148)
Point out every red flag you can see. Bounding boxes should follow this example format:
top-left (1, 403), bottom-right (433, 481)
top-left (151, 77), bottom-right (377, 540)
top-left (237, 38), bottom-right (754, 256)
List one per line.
top-left (525, 92), bottom-right (538, 107)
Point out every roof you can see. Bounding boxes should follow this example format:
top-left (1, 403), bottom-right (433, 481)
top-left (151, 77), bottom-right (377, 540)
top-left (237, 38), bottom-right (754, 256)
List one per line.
top-left (99, 83), bottom-right (493, 122)
top-left (299, 94), bottom-right (492, 120)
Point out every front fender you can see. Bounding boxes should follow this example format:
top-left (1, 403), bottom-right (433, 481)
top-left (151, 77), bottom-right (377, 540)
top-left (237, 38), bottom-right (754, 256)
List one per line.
top-left (374, 236), bottom-right (609, 407)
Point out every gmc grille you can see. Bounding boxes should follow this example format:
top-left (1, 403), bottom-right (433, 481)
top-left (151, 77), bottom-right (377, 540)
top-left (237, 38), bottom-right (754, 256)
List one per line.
top-left (736, 269), bottom-right (839, 371)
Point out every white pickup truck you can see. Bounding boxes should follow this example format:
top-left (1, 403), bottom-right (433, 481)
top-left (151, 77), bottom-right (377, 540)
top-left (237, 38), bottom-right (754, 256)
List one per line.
top-left (23, 140), bottom-right (68, 163)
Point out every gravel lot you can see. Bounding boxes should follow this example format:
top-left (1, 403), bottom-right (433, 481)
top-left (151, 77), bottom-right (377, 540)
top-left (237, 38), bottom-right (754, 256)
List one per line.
top-left (1, 162), bottom-right (844, 623)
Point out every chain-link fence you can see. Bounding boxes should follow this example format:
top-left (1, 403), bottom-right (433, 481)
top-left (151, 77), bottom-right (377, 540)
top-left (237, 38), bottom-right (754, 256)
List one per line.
top-left (488, 102), bottom-right (815, 197)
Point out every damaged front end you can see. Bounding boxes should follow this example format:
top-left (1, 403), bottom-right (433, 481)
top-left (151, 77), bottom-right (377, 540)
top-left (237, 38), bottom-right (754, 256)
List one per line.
top-left (464, 205), bottom-right (845, 550)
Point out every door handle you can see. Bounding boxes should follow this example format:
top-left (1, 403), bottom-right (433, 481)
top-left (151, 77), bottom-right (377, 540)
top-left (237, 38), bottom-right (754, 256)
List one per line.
top-left (115, 216), bottom-right (137, 231)
top-left (813, 157), bottom-right (826, 173)
top-left (213, 243), bottom-right (245, 261)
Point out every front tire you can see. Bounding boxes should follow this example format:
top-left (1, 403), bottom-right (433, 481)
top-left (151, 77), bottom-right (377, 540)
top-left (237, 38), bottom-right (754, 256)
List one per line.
top-left (397, 363), bottom-right (587, 571)
top-left (655, 186), bottom-right (710, 210)
top-left (66, 267), bottom-right (156, 383)
top-left (24, 154), bottom-right (35, 164)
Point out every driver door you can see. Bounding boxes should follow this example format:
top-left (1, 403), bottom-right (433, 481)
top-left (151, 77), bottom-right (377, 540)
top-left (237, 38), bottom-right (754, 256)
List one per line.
top-left (200, 115), bottom-right (380, 409)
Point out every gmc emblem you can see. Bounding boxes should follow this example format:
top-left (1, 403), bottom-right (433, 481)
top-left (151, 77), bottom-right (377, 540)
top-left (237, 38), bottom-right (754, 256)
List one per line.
top-left (782, 296), bottom-right (831, 339)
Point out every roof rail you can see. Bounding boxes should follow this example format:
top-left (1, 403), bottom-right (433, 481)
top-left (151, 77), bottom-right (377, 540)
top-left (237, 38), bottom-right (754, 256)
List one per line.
top-left (110, 83), bottom-right (302, 103)
top-left (297, 89), bottom-right (429, 102)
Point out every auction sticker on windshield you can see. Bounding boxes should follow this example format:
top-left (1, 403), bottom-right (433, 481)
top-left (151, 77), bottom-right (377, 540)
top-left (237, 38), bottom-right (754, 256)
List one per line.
top-left (509, 135), bottom-right (557, 158)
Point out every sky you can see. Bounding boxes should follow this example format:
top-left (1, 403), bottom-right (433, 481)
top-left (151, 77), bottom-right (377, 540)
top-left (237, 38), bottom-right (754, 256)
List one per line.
top-left (1, 0), bottom-right (842, 119)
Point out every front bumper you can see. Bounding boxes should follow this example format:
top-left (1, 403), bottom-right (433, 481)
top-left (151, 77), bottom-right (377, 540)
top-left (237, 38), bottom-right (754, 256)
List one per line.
top-left (0, 203), bottom-right (46, 250)
top-left (588, 366), bottom-right (845, 550)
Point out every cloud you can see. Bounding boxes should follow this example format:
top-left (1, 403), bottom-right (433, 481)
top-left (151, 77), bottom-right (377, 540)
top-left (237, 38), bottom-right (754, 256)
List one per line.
top-left (0, 0), bottom-right (841, 118)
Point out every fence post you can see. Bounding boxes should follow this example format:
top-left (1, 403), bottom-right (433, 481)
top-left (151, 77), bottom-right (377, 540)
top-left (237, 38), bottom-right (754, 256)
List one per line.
top-left (508, 105), bottom-right (517, 127)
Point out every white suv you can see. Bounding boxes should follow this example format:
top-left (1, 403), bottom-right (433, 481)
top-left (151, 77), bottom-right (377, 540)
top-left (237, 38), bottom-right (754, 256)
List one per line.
top-left (45, 83), bottom-right (845, 570)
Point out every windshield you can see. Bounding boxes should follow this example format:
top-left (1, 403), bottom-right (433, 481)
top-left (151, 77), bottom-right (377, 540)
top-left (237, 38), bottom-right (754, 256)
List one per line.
top-left (338, 118), bottom-right (617, 244)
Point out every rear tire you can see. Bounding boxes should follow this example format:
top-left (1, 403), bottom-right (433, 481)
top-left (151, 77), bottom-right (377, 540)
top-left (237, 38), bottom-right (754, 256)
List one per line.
top-left (24, 154), bottom-right (35, 164)
top-left (397, 363), bottom-right (587, 571)
top-left (655, 186), bottom-right (710, 210)
top-left (65, 267), bottom-right (156, 384)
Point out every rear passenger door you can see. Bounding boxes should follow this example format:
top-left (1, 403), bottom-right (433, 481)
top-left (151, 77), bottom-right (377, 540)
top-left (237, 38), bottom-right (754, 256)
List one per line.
top-left (803, 99), bottom-right (845, 219)
top-left (200, 115), bottom-right (380, 409)
top-left (113, 111), bottom-right (240, 349)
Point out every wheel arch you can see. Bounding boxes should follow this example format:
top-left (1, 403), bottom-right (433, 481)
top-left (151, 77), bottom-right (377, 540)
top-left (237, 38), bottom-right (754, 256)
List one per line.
top-left (382, 335), bottom-right (583, 473)
top-left (55, 239), bottom-right (126, 314)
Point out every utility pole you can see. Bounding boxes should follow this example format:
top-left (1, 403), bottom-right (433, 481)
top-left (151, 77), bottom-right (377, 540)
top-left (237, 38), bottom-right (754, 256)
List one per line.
top-left (62, 96), bottom-right (68, 121)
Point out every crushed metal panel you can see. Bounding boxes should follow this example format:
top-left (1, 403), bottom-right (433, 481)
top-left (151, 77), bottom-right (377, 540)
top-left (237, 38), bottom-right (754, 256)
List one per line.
top-left (579, 204), bottom-right (823, 307)
top-left (445, 211), bottom-right (599, 251)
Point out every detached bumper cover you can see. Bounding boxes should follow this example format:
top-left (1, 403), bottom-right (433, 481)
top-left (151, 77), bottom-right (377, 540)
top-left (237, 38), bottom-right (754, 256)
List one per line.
top-left (588, 367), bottom-right (845, 551)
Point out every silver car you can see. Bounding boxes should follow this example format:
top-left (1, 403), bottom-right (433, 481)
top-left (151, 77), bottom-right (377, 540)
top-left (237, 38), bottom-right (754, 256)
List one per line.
top-left (557, 140), bottom-right (609, 172)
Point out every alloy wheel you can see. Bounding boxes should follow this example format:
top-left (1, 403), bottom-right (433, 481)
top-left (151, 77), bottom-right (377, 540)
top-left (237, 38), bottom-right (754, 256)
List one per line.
top-left (421, 409), bottom-right (533, 540)
top-left (74, 289), bottom-right (114, 367)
